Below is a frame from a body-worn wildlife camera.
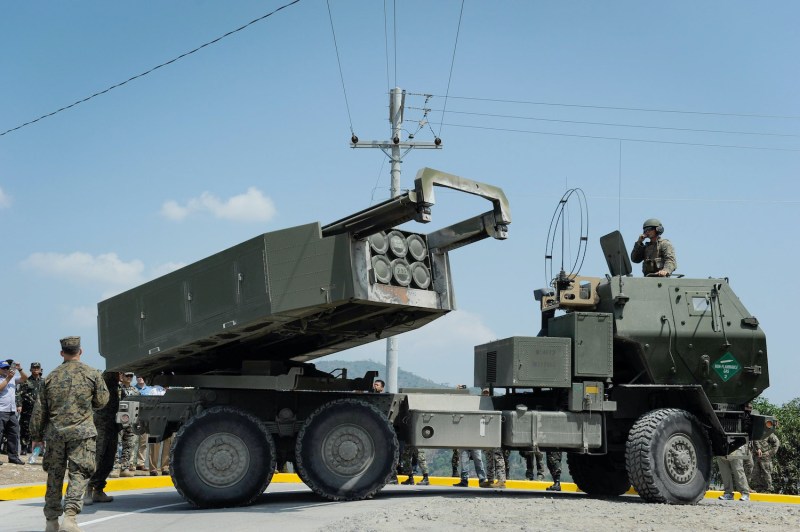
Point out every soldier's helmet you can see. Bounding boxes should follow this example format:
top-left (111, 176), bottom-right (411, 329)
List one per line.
top-left (643, 218), bottom-right (664, 235)
top-left (30, 362), bottom-right (41, 370)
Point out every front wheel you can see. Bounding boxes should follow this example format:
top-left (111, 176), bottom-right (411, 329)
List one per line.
top-left (171, 406), bottom-right (276, 508)
top-left (625, 408), bottom-right (711, 504)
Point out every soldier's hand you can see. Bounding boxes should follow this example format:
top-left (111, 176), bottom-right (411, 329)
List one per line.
top-left (757, 449), bottom-right (762, 457)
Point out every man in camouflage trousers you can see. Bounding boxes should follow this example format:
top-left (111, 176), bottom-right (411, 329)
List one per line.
top-left (117, 372), bottom-right (139, 477)
top-left (85, 371), bottom-right (121, 505)
top-left (523, 450), bottom-right (545, 480)
top-left (30, 336), bottom-right (109, 532)
top-left (400, 445), bottom-right (430, 485)
top-left (546, 451), bottom-right (563, 491)
top-left (481, 448), bottom-right (507, 489)
top-left (17, 361), bottom-right (45, 455)
top-left (750, 433), bottom-right (780, 493)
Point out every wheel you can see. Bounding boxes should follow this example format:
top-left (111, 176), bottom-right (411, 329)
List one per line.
top-left (171, 406), bottom-right (276, 508)
top-left (295, 398), bottom-right (398, 501)
top-left (625, 408), bottom-right (711, 504)
top-left (567, 452), bottom-right (631, 496)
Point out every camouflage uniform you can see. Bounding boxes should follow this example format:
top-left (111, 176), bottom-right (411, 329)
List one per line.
top-left (451, 449), bottom-right (460, 477)
top-left (17, 373), bottom-right (45, 453)
top-left (30, 355), bottom-right (109, 521)
top-left (750, 434), bottom-right (780, 493)
top-left (630, 238), bottom-right (677, 276)
top-left (523, 450), bottom-right (545, 480)
top-left (117, 382), bottom-right (139, 470)
top-left (88, 372), bottom-right (120, 492)
top-left (401, 445), bottom-right (429, 477)
top-left (545, 451), bottom-right (563, 491)
top-left (483, 448), bottom-right (507, 487)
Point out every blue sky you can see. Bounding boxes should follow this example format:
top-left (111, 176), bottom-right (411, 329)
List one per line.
top-left (1, 1), bottom-right (798, 403)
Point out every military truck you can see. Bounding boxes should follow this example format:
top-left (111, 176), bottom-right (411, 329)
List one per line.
top-left (106, 168), bottom-right (774, 508)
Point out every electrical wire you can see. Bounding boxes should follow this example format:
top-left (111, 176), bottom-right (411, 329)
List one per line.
top-left (439, 122), bottom-right (800, 152)
top-left (326, 0), bottom-right (355, 136)
top-left (408, 107), bottom-right (800, 139)
top-left (408, 93), bottom-right (800, 121)
top-left (438, 0), bottom-right (465, 138)
top-left (1, 0), bottom-right (302, 138)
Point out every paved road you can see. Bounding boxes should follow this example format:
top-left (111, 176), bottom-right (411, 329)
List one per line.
top-left (6, 481), bottom-right (800, 532)
top-left (5, 483), bottom-right (470, 532)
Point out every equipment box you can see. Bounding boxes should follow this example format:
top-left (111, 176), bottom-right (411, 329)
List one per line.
top-left (548, 312), bottom-right (613, 378)
top-left (407, 409), bottom-right (502, 448)
top-left (474, 336), bottom-right (571, 388)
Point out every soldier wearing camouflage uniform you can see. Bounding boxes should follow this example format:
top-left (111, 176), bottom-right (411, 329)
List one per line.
top-left (17, 361), bottom-right (45, 454)
top-left (480, 448), bottom-right (507, 489)
top-left (750, 433), bottom-right (780, 493)
top-left (523, 450), bottom-right (545, 480)
top-left (545, 451), bottom-right (563, 491)
top-left (85, 371), bottom-right (121, 505)
top-left (30, 336), bottom-right (109, 532)
top-left (630, 218), bottom-right (677, 277)
top-left (117, 372), bottom-right (139, 477)
top-left (400, 445), bottom-right (430, 485)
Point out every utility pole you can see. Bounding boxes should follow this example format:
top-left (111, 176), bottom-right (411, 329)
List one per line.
top-left (350, 87), bottom-right (441, 393)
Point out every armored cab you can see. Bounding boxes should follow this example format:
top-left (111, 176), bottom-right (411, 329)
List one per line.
top-left (469, 230), bottom-right (774, 505)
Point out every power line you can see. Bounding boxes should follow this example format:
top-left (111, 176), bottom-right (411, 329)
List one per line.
top-left (438, 0), bottom-right (465, 138)
top-left (1, 0), bottom-right (301, 138)
top-left (409, 93), bottom-right (800, 121)
top-left (408, 107), bottom-right (800, 139)
top-left (440, 122), bottom-right (800, 152)
top-left (326, 0), bottom-right (354, 136)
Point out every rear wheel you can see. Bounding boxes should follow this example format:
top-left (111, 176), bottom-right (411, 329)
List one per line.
top-left (171, 406), bottom-right (276, 508)
top-left (626, 408), bottom-right (711, 504)
top-left (567, 452), bottom-right (630, 496)
top-left (295, 398), bottom-right (398, 501)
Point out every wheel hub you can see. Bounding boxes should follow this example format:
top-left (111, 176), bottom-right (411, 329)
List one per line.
top-left (664, 433), bottom-right (697, 484)
top-left (322, 424), bottom-right (374, 476)
top-left (195, 433), bottom-right (250, 488)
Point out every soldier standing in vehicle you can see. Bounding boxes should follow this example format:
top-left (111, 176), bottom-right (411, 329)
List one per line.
top-left (631, 218), bottom-right (677, 277)
top-left (751, 432), bottom-right (780, 493)
top-left (30, 336), bottom-right (109, 532)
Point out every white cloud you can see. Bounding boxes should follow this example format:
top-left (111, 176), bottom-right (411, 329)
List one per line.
top-left (21, 252), bottom-right (144, 286)
top-left (161, 187), bottom-right (276, 222)
top-left (0, 187), bottom-right (10, 208)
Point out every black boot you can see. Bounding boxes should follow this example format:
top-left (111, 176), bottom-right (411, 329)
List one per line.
top-left (453, 477), bottom-right (469, 487)
top-left (401, 475), bottom-right (415, 485)
top-left (546, 478), bottom-right (562, 492)
top-left (419, 474), bottom-right (430, 486)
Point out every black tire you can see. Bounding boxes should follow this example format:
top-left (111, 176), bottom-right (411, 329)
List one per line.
top-left (567, 452), bottom-right (631, 497)
top-left (625, 408), bottom-right (711, 504)
top-left (171, 406), bottom-right (276, 508)
top-left (295, 398), bottom-right (398, 501)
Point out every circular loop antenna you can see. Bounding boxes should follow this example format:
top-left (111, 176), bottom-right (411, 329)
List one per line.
top-left (544, 188), bottom-right (589, 287)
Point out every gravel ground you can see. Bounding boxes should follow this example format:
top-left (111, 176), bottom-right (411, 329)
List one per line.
top-left (4, 458), bottom-right (798, 532)
top-left (328, 492), bottom-right (800, 532)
